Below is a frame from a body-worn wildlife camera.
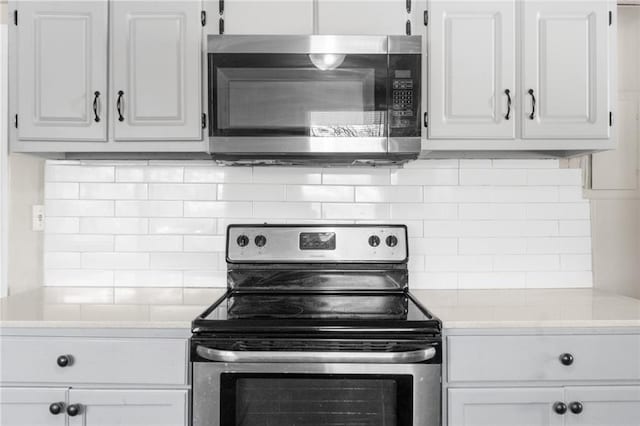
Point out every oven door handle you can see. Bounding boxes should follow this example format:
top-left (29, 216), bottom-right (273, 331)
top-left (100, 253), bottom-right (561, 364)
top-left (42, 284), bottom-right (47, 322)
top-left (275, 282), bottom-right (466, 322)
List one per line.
top-left (196, 346), bottom-right (436, 363)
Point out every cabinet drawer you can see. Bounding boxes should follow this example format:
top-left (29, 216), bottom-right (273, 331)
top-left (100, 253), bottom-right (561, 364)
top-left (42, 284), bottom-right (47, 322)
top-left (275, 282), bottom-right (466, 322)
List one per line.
top-left (0, 337), bottom-right (188, 385)
top-left (448, 334), bottom-right (640, 383)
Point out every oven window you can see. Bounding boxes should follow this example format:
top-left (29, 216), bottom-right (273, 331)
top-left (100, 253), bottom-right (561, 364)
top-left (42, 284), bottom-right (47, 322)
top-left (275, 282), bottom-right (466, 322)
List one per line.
top-left (220, 374), bottom-right (412, 426)
top-left (209, 54), bottom-right (388, 137)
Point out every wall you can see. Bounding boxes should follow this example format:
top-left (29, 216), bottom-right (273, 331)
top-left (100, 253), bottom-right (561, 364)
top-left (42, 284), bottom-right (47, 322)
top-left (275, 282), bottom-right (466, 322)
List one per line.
top-left (588, 5), bottom-right (640, 299)
top-left (42, 159), bottom-right (592, 289)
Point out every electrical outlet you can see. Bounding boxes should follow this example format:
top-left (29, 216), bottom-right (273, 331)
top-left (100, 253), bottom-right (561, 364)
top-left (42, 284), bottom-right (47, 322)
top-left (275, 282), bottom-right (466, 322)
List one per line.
top-left (32, 205), bottom-right (45, 231)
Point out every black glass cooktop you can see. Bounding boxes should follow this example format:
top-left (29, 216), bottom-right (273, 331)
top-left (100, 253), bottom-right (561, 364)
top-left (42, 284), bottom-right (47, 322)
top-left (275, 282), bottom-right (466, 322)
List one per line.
top-left (192, 291), bottom-right (440, 336)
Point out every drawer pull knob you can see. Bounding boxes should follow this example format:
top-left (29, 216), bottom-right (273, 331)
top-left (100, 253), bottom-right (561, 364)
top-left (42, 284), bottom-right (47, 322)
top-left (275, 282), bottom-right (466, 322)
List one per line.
top-left (66, 404), bottom-right (82, 417)
top-left (56, 354), bottom-right (73, 367)
top-left (559, 353), bottom-right (574, 366)
top-left (49, 402), bottom-right (65, 415)
top-left (553, 402), bottom-right (567, 415)
top-left (569, 401), bottom-right (583, 414)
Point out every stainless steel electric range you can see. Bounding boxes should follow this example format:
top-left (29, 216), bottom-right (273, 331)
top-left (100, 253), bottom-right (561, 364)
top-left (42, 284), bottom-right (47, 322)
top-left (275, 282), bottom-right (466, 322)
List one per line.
top-left (191, 224), bottom-right (442, 426)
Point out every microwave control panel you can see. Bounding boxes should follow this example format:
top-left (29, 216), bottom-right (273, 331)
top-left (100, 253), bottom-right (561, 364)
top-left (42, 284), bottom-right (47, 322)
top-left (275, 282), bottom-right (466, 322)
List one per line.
top-left (389, 55), bottom-right (420, 137)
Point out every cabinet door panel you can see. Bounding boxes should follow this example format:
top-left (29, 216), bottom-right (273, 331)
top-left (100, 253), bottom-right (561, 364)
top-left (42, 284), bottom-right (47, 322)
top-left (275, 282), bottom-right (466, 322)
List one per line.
top-left (565, 386), bottom-right (640, 426)
top-left (522, 1), bottom-right (610, 139)
top-left (317, 0), bottom-right (409, 35)
top-left (0, 387), bottom-right (67, 426)
top-left (448, 388), bottom-right (565, 426)
top-left (67, 389), bottom-right (188, 426)
top-left (428, 1), bottom-right (516, 139)
top-left (223, 0), bottom-right (314, 34)
top-left (111, 1), bottom-right (201, 140)
top-left (16, 0), bottom-right (107, 141)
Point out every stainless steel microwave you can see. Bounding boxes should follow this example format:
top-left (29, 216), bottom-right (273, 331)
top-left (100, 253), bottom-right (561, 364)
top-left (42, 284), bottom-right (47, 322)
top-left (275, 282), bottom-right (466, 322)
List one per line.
top-left (207, 35), bottom-right (422, 165)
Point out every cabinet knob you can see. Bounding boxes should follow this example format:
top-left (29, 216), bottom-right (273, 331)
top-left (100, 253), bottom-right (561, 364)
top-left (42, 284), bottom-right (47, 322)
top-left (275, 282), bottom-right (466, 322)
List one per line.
top-left (56, 354), bottom-right (73, 367)
top-left (553, 402), bottom-right (567, 415)
top-left (49, 402), bottom-right (65, 415)
top-left (66, 404), bottom-right (82, 417)
top-left (569, 401), bottom-right (583, 414)
top-left (559, 353), bottom-right (574, 366)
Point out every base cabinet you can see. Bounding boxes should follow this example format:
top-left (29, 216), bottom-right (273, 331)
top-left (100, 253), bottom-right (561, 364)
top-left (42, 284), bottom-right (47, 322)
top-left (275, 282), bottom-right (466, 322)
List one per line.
top-left (448, 388), bottom-right (565, 426)
top-left (0, 387), bottom-right (68, 426)
top-left (67, 389), bottom-right (188, 426)
top-left (564, 386), bottom-right (640, 426)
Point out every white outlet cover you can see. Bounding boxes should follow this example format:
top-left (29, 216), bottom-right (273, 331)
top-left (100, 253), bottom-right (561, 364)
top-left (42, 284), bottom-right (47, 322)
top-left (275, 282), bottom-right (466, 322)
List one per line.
top-left (32, 205), bottom-right (45, 231)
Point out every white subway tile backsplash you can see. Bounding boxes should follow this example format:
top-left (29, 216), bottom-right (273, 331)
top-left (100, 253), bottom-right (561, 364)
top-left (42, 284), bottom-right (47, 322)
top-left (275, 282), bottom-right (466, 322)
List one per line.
top-left (218, 184), bottom-right (285, 201)
top-left (390, 169), bottom-right (458, 185)
top-left (116, 201), bottom-right (183, 217)
top-left (149, 184), bottom-right (217, 200)
top-left (44, 159), bottom-right (592, 290)
top-left (115, 236), bottom-right (183, 252)
top-left (80, 218), bottom-right (148, 235)
top-left (45, 183), bottom-right (79, 199)
top-left (46, 200), bottom-right (114, 217)
top-left (82, 253), bottom-right (150, 270)
top-left (288, 185), bottom-right (354, 202)
top-left (460, 169), bottom-right (527, 186)
top-left (184, 201), bottom-right (252, 218)
top-left (79, 183), bottom-right (148, 200)
top-left (149, 218), bottom-right (217, 235)
top-left (356, 186), bottom-right (422, 203)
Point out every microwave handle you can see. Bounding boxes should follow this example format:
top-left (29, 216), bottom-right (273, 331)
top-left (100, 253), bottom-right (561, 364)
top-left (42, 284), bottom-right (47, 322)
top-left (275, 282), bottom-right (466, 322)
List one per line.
top-left (196, 345), bottom-right (436, 363)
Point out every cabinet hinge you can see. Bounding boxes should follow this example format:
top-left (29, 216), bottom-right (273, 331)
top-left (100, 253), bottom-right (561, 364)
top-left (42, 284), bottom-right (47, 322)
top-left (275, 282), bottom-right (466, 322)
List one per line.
top-left (219, 0), bottom-right (224, 15)
top-left (423, 112), bottom-right (428, 128)
top-left (14, 114), bottom-right (18, 129)
top-left (202, 113), bottom-right (207, 129)
top-left (219, 17), bottom-right (225, 34)
top-left (13, 10), bottom-right (17, 26)
top-left (406, 20), bottom-right (411, 35)
top-left (201, 11), bottom-right (207, 27)
top-left (610, 111), bottom-right (613, 127)
top-left (609, 11), bottom-right (612, 26)
top-left (406, 0), bottom-right (411, 14)
top-left (424, 10), bottom-right (428, 26)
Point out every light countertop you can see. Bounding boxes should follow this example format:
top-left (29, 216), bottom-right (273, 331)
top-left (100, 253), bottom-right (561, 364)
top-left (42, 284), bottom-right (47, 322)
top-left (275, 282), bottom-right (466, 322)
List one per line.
top-left (1, 287), bottom-right (640, 330)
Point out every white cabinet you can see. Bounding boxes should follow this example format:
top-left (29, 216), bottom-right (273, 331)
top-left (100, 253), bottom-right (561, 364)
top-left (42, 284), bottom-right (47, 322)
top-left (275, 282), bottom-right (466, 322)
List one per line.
top-left (448, 388), bottom-right (565, 426)
top-left (316, 0), bottom-right (411, 35)
top-left (0, 388), bottom-right (67, 426)
top-left (521, 0), bottom-right (611, 139)
top-left (111, 1), bottom-right (202, 141)
top-left (428, 0), bottom-right (516, 139)
top-left (67, 389), bottom-right (188, 426)
top-left (427, 0), bottom-right (613, 146)
top-left (222, 0), bottom-right (314, 34)
top-left (564, 386), bottom-right (640, 426)
top-left (15, 0), bottom-right (108, 141)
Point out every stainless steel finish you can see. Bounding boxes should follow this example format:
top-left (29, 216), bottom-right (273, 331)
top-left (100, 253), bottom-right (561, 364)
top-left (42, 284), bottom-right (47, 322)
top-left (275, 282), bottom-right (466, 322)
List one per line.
top-left (196, 346), bottom-right (436, 363)
top-left (193, 362), bottom-right (441, 426)
top-left (211, 137), bottom-right (388, 154)
top-left (209, 35), bottom-right (390, 54)
top-left (226, 225), bottom-right (407, 263)
top-left (388, 35), bottom-right (422, 53)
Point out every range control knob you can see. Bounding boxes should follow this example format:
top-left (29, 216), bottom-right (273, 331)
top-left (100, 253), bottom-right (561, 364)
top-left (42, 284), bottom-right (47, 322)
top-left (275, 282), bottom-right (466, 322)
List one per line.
top-left (368, 235), bottom-right (381, 247)
top-left (236, 235), bottom-right (250, 247)
top-left (255, 235), bottom-right (267, 248)
top-left (386, 235), bottom-right (398, 247)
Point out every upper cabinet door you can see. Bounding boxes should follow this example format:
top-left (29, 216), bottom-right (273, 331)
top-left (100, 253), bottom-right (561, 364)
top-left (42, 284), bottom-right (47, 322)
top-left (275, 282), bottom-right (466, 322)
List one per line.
top-left (0, 387), bottom-right (68, 426)
top-left (111, 1), bottom-right (202, 141)
top-left (16, 0), bottom-right (107, 141)
top-left (317, 0), bottom-right (410, 35)
top-left (223, 0), bottom-right (314, 34)
top-left (564, 386), bottom-right (640, 426)
top-left (428, 0), bottom-right (516, 139)
top-left (522, 0), bottom-right (610, 139)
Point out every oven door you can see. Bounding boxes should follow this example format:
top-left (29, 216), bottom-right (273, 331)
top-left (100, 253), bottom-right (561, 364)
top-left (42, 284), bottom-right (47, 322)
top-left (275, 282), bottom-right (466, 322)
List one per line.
top-left (207, 35), bottom-right (421, 160)
top-left (192, 351), bottom-right (440, 426)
